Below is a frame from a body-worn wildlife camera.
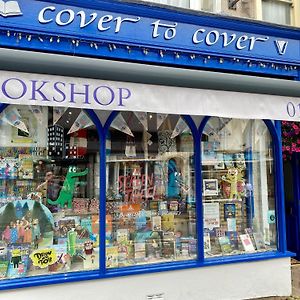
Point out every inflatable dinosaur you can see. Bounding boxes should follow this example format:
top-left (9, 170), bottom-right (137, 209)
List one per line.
top-left (47, 166), bottom-right (88, 208)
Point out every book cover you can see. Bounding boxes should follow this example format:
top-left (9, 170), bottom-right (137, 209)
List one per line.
top-left (106, 246), bottom-right (118, 268)
top-left (0, 1), bottom-right (22, 17)
top-left (162, 236), bottom-right (175, 258)
top-left (169, 200), bottom-right (179, 212)
top-left (218, 236), bottom-right (233, 254)
top-left (240, 234), bottom-right (255, 252)
top-left (253, 232), bottom-right (266, 250)
top-left (204, 232), bottom-right (211, 253)
top-left (158, 201), bottom-right (168, 214)
top-left (0, 260), bottom-right (8, 278)
top-left (134, 242), bottom-right (146, 260)
top-left (7, 244), bottom-right (29, 278)
top-left (151, 216), bottom-right (162, 231)
top-left (161, 214), bottom-right (175, 232)
top-left (227, 218), bottom-right (237, 232)
top-left (226, 231), bottom-right (238, 250)
top-left (18, 154), bottom-right (33, 179)
top-left (224, 203), bottom-right (236, 220)
top-left (116, 229), bottom-right (129, 244)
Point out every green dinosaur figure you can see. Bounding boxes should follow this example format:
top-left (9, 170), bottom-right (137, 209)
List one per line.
top-left (47, 166), bottom-right (88, 208)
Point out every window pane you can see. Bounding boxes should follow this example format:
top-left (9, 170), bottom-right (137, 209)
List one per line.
top-left (106, 112), bottom-right (196, 268)
top-left (262, 0), bottom-right (291, 25)
top-left (202, 118), bottom-right (277, 258)
top-left (0, 105), bottom-right (99, 279)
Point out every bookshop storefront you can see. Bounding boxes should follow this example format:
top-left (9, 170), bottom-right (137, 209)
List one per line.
top-left (0, 0), bottom-right (299, 300)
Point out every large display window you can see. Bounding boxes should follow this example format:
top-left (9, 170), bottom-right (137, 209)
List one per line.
top-left (0, 104), bottom-right (284, 285)
top-left (201, 118), bottom-right (277, 257)
top-left (105, 112), bottom-right (197, 268)
top-left (0, 105), bottom-right (100, 279)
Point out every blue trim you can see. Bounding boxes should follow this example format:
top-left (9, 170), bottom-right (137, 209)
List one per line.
top-left (273, 120), bottom-right (288, 252)
top-left (199, 117), bottom-right (287, 255)
top-left (181, 115), bottom-right (203, 263)
top-left (84, 109), bottom-right (104, 274)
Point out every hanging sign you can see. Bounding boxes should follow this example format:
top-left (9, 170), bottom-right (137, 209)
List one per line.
top-left (53, 107), bottom-right (67, 125)
top-left (1, 106), bottom-right (28, 133)
top-left (0, 70), bottom-right (298, 121)
top-left (67, 111), bottom-right (94, 134)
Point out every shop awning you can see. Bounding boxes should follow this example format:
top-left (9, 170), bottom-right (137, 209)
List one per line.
top-left (0, 48), bottom-right (300, 121)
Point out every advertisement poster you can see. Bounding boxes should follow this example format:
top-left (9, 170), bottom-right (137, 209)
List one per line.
top-left (203, 203), bottom-right (220, 230)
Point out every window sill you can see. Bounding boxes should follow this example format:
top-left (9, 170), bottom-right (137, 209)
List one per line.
top-left (0, 251), bottom-right (294, 291)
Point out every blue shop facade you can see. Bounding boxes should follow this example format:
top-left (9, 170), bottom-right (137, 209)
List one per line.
top-left (0, 1), bottom-right (299, 299)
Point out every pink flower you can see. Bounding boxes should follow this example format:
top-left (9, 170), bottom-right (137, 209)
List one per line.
top-left (293, 124), bottom-right (299, 130)
top-left (286, 146), bottom-right (291, 151)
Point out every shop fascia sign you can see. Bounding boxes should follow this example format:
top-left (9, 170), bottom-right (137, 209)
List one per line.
top-left (0, 0), bottom-right (297, 62)
top-left (0, 70), bottom-right (299, 122)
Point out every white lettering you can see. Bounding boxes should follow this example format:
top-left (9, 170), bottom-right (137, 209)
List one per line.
top-left (236, 35), bottom-right (248, 50)
top-left (221, 32), bottom-right (236, 47)
top-left (56, 9), bottom-right (75, 26)
top-left (98, 15), bottom-right (113, 31)
top-left (38, 6), bottom-right (55, 24)
top-left (249, 36), bottom-right (269, 51)
top-left (77, 11), bottom-right (98, 29)
top-left (114, 17), bottom-right (140, 33)
top-left (151, 20), bottom-right (177, 40)
top-left (192, 29), bottom-right (205, 44)
top-left (205, 30), bottom-right (219, 46)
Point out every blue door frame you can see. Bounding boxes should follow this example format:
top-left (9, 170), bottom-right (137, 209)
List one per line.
top-left (285, 153), bottom-right (300, 259)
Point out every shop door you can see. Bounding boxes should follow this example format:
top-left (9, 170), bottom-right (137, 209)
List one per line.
top-left (284, 153), bottom-right (300, 259)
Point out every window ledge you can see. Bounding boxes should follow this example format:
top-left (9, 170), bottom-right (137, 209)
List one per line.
top-left (0, 251), bottom-right (294, 291)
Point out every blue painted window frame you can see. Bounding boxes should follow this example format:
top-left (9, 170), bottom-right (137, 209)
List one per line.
top-left (0, 105), bottom-right (293, 291)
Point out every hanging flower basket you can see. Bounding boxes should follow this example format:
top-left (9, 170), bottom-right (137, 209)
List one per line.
top-left (282, 121), bottom-right (300, 160)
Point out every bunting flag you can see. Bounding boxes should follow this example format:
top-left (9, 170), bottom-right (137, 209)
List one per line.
top-left (53, 107), bottom-right (67, 125)
top-left (134, 112), bottom-right (148, 131)
top-left (171, 117), bottom-right (189, 138)
top-left (67, 111), bottom-right (94, 134)
top-left (1, 107), bottom-right (29, 133)
top-left (157, 113), bottom-right (168, 130)
top-left (29, 105), bottom-right (44, 124)
top-left (143, 131), bottom-right (153, 146)
top-left (110, 114), bottom-right (134, 137)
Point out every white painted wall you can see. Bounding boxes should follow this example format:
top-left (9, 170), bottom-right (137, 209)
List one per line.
top-left (0, 257), bottom-right (291, 300)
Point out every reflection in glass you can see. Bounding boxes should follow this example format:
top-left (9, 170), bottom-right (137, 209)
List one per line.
top-left (106, 112), bottom-right (196, 268)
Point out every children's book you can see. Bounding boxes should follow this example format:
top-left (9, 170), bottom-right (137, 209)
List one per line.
top-left (224, 203), bottom-right (236, 220)
top-left (240, 234), bottom-right (255, 252)
top-left (204, 232), bottom-right (211, 253)
top-left (18, 154), bottom-right (33, 179)
top-left (162, 232), bottom-right (175, 258)
top-left (106, 246), bottom-right (118, 268)
top-left (0, 260), bottom-right (8, 278)
top-left (6, 244), bottom-right (29, 278)
top-left (161, 214), bottom-right (175, 232)
top-left (218, 236), bottom-right (233, 254)
top-left (134, 242), bottom-right (146, 261)
top-left (253, 232), bottom-right (266, 250)
top-left (226, 231), bottom-right (238, 250)
top-left (227, 218), bottom-right (237, 232)
top-left (152, 216), bottom-right (162, 231)
top-left (116, 229), bottom-right (129, 244)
